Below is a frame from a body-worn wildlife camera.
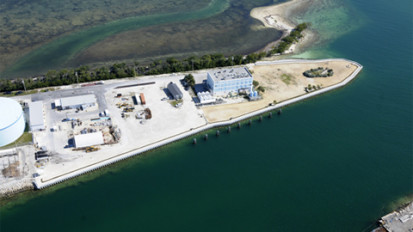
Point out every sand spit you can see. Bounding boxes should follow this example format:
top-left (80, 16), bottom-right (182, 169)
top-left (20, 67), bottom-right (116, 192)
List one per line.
top-left (250, 0), bottom-right (317, 54)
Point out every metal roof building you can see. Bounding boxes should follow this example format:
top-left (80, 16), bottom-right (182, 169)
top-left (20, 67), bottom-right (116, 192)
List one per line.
top-left (29, 101), bottom-right (45, 131)
top-left (56, 94), bottom-right (96, 110)
top-left (74, 132), bottom-right (104, 148)
top-left (167, 82), bottom-right (183, 100)
top-left (0, 97), bottom-right (25, 147)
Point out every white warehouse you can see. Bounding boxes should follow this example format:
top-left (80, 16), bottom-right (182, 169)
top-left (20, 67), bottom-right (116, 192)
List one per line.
top-left (74, 132), bottom-right (104, 148)
top-left (206, 67), bottom-right (253, 96)
top-left (0, 97), bottom-right (25, 147)
top-left (55, 94), bottom-right (97, 110)
top-left (29, 101), bottom-right (45, 131)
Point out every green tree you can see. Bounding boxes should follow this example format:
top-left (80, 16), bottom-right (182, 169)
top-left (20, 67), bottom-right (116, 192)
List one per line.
top-left (184, 74), bottom-right (195, 87)
top-left (233, 55), bottom-right (244, 65)
top-left (296, 23), bottom-right (308, 32)
top-left (253, 80), bottom-right (259, 87)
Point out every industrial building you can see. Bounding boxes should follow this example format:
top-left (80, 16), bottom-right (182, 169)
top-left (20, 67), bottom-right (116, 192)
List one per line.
top-left (167, 82), bottom-right (183, 100)
top-left (0, 98), bottom-right (25, 147)
top-left (55, 94), bottom-right (96, 110)
top-left (206, 67), bottom-right (253, 95)
top-left (29, 101), bottom-right (45, 131)
top-left (74, 132), bottom-right (104, 148)
top-left (197, 91), bottom-right (215, 104)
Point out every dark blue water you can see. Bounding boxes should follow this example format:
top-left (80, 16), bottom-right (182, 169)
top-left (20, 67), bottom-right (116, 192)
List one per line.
top-left (0, 0), bottom-right (412, 231)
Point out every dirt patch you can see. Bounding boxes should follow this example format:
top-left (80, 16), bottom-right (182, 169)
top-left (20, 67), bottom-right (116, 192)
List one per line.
top-left (202, 60), bottom-right (358, 123)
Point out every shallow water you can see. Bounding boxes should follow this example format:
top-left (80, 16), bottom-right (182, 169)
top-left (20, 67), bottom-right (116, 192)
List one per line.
top-left (0, 0), bottom-right (412, 231)
top-left (0, 0), bottom-right (210, 73)
top-left (1, 0), bottom-right (282, 78)
top-left (1, 0), bottom-right (230, 77)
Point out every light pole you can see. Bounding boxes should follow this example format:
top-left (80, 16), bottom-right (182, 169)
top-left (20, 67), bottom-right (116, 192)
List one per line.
top-left (75, 71), bottom-right (79, 84)
top-left (22, 80), bottom-right (26, 92)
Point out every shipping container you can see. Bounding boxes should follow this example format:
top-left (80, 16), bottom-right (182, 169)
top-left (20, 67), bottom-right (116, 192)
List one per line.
top-left (140, 93), bottom-right (146, 105)
top-left (134, 94), bottom-right (141, 105)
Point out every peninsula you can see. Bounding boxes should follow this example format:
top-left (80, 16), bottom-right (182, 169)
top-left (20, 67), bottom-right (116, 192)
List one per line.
top-left (0, 58), bottom-right (362, 195)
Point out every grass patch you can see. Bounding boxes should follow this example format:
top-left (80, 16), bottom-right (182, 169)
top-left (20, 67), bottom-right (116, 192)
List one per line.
top-left (0, 133), bottom-right (33, 149)
top-left (40, 88), bottom-right (52, 92)
top-left (280, 74), bottom-right (294, 85)
top-left (170, 99), bottom-right (183, 107)
top-left (0, 90), bottom-right (38, 97)
top-left (0, 87), bottom-right (59, 97)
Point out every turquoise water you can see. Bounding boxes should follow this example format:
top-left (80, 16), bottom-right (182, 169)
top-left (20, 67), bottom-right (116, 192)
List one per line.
top-left (0, 0), bottom-right (412, 231)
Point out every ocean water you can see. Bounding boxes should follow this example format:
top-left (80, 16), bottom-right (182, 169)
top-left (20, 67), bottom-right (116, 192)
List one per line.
top-left (0, 0), bottom-right (412, 231)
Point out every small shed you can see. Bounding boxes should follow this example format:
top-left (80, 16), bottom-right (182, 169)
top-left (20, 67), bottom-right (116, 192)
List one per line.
top-left (134, 94), bottom-right (141, 105)
top-left (140, 93), bottom-right (146, 105)
top-left (167, 82), bottom-right (183, 100)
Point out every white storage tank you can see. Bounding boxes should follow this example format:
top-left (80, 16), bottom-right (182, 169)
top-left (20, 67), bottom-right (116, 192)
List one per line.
top-left (0, 97), bottom-right (26, 146)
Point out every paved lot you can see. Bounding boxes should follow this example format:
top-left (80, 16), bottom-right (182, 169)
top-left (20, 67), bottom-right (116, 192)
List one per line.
top-left (0, 146), bottom-right (36, 194)
top-left (27, 74), bottom-right (207, 181)
top-left (381, 202), bottom-right (413, 232)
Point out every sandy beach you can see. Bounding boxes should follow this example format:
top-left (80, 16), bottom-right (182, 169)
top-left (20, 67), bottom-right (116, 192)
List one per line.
top-left (250, 0), bottom-right (318, 54)
top-left (252, 60), bottom-right (358, 101)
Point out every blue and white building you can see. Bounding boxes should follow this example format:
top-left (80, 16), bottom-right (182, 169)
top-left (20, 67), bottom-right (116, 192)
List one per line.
top-left (206, 67), bottom-right (253, 96)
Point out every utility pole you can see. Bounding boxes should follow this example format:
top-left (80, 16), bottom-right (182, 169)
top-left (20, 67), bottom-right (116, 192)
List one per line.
top-left (75, 71), bottom-right (79, 84)
top-left (22, 80), bottom-right (26, 92)
top-left (192, 60), bottom-right (194, 71)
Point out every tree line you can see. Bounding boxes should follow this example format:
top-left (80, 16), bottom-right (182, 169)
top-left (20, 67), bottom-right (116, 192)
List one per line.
top-left (268, 23), bottom-right (308, 55)
top-left (0, 23), bottom-right (308, 93)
